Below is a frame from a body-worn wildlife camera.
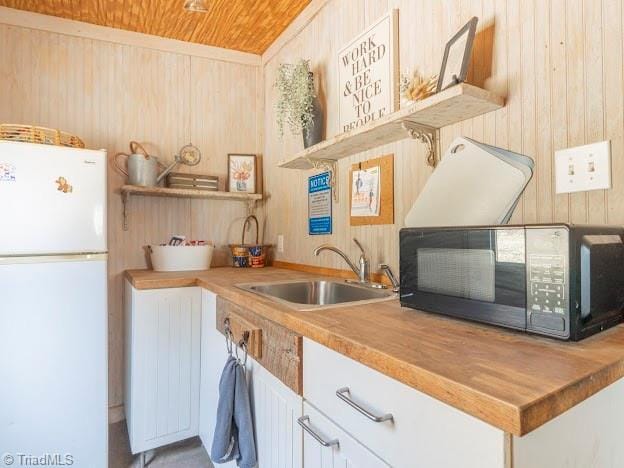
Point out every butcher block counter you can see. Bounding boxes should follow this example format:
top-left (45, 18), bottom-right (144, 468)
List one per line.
top-left (125, 267), bottom-right (624, 437)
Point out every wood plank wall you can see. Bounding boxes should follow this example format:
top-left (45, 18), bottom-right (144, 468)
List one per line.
top-left (0, 20), bottom-right (262, 417)
top-left (263, 0), bottom-right (624, 274)
top-left (3, 0), bottom-right (624, 420)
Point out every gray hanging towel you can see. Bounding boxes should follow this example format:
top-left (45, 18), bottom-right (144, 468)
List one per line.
top-left (210, 354), bottom-right (257, 468)
top-left (211, 355), bottom-right (239, 464)
top-left (232, 362), bottom-right (257, 468)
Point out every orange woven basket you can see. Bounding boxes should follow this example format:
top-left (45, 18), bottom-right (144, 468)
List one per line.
top-left (0, 124), bottom-right (85, 148)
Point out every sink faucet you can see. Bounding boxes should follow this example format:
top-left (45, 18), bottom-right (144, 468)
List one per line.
top-left (313, 238), bottom-right (370, 284)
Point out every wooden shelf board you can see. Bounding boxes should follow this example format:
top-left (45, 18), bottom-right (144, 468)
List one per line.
top-left (121, 185), bottom-right (263, 201)
top-left (278, 83), bottom-right (505, 169)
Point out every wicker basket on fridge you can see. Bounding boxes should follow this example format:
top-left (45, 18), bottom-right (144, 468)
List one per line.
top-left (0, 124), bottom-right (85, 148)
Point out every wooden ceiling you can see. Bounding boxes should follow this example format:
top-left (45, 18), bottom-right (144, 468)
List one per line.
top-left (0, 0), bottom-right (311, 54)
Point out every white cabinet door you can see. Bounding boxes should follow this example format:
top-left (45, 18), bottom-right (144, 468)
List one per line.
top-left (200, 289), bottom-right (303, 468)
top-left (301, 402), bottom-right (389, 468)
top-left (251, 362), bottom-right (303, 468)
top-left (199, 289), bottom-right (237, 468)
top-left (125, 282), bottom-right (201, 454)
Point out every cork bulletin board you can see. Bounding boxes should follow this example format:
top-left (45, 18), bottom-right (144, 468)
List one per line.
top-left (349, 154), bottom-right (394, 225)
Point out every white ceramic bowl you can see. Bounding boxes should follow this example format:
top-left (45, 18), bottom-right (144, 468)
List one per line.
top-left (149, 245), bottom-right (214, 272)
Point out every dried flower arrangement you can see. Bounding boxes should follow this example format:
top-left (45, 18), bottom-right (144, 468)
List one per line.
top-left (231, 160), bottom-right (253, 184)
top-left (274, 59), bottom-right (316, 137)
top-left (400, 70), bottom-right (438, 106)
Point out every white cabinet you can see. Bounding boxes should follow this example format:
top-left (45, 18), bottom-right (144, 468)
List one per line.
top-left (200, 289), bottom-right (303, 468)
top-left (128, 285), bottom-right (624, 468)
top-left (303, 338), bottom-right (624, 468)
top-left (303, 338), bottom-right (506, 468)
top-left (199, 289), bottom-right (237, 468)
top-left (301, 402), bottom-right (388, 468)
top-left (124, 281), bottom-right (201, 454)
top-left (251, 362), bottom-right (303, 468)
top-left (511, 377), bottom-right (624, 468)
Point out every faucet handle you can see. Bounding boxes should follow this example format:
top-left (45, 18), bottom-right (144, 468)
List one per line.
top-left (352, 238), bottom-right (366, 256)
top-left (379, 263), bottom-right (400, 292)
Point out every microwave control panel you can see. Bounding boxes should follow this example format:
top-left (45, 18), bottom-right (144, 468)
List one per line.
top-left (525, 227), bottom-right (570, 337)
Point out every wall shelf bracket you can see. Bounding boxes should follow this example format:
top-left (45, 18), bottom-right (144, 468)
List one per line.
top-left (122, 191), bottom-right (130, 231)
top-left (305, 157), bottom-right (339, 202)
top-left (401, 121), bottom-right (437, 168)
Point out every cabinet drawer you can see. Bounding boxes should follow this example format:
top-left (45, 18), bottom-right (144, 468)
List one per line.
top-left (216, 297), bottom-right (303, 395)
top-left (301, 402), bottom-right (388, 468)
top-left (303, 338), bottom-right (506, 468)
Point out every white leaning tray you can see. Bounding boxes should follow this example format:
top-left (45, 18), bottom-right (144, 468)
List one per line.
top-left (405, 137), bottom-right (534, 227)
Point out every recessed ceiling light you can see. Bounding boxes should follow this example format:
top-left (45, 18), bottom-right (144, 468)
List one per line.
top-left (184, 0), bottom-right (209, 12)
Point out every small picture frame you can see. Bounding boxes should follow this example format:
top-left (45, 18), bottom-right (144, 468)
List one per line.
top-left (437, 17), bottom-right (478, 93)
top-left (227, 154), bottom-right (257, 193)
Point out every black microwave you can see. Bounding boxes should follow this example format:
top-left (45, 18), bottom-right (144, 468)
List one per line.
top-left (399, 224), bottom-right (624, 340)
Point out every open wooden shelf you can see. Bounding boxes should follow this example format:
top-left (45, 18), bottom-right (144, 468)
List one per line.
top-left (278, 83), bottom-right (504, 169)
top-left (119, 185), bottom-right (262, 230)
top-left (120, 184), bottom-right (263, 202)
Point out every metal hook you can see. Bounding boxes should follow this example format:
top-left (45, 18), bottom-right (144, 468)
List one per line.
top-left (224, 318), bottom-right (233, 355)
top-left (236, 331), bottom-right (249, 366)
top-left (235, 340), bottom-right (248, 367)
top-left (225, 318), bottom-right (249, 366)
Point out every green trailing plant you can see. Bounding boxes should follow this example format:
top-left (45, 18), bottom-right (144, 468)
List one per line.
top-left (274, 59), bottom-right (316, 137)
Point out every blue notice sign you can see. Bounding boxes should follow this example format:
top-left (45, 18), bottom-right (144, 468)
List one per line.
top-left (308, 171), bottom-right (332, 235)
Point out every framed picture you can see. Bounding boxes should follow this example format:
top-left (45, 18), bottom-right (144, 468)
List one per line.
top-left (227, 154), bottom-right (257, 193)
top-left (338, 9), bottom-right (399, 134)
top-left (436, 17), bottom-right (478, 92)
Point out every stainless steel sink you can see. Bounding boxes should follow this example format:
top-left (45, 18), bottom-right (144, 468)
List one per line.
top-left (236, 280), bottom-right (396, 310)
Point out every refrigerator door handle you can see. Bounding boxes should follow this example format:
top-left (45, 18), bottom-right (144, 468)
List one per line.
top-left (0, 253), bottom-right (108, 265)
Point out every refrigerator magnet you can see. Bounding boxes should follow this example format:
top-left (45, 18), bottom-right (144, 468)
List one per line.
top-left (0, 163), bottom-right (16, 182)
top-left (55, 176), bottom-right (73, 193)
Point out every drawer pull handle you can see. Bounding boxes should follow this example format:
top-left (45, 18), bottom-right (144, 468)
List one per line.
top-left (336, 387), bottom-right (394, 423)
top-left (297, 416), bottom-right (339, 447)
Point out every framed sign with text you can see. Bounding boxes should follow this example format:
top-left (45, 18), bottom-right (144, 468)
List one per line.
top-left (338, 9), bottom-right (399, 134)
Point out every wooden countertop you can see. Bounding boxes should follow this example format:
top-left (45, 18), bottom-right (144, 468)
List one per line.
top-left (125, 267), bottom-right (624, 436)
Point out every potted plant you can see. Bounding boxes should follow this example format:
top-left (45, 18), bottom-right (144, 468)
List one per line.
top-left (274, 59), bottom-right (323, 148)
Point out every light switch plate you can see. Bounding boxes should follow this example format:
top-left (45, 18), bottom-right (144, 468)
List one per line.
top-left (277, 234), bottom-right (284, 253)
top-left (555, 140), bottom-right (611, 194)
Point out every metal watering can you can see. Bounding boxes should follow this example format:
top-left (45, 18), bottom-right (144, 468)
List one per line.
top-left (112, 141), bottom-right (201, 187)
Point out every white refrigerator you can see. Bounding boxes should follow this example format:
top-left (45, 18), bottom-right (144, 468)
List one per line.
top-left (0, 141), bottom-right (108, 467)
